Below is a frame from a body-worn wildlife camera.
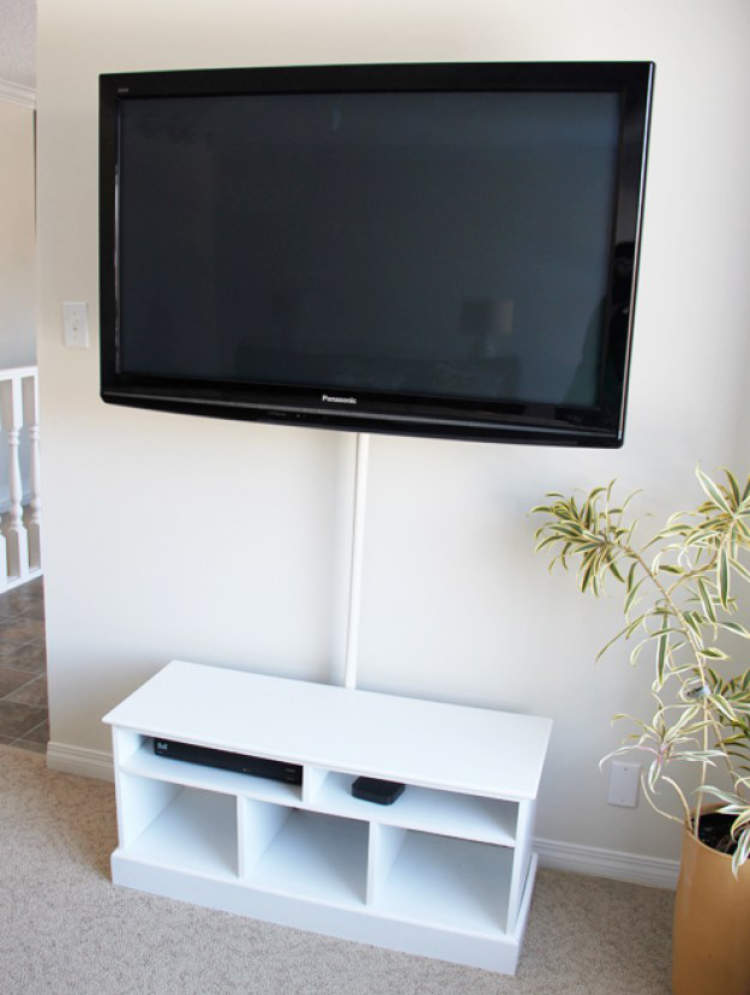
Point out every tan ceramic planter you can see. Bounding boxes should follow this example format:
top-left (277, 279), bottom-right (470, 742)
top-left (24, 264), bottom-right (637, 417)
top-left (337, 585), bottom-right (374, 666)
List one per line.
top-left (672, 820), bottom-right (750, 995)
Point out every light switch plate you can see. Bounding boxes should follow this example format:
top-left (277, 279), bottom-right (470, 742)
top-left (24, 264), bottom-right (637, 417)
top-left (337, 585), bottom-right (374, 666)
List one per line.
top-left (62, 301), bottom-right (90, 349)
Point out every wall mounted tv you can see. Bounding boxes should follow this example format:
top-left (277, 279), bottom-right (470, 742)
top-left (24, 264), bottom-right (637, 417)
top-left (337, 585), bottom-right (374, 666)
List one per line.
top-left (99, 61), bottom-right (653, 447)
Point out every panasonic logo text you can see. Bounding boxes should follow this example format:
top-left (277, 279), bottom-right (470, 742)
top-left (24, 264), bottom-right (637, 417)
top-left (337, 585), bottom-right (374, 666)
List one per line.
top-left (321, 394), bottom-right (358, 405)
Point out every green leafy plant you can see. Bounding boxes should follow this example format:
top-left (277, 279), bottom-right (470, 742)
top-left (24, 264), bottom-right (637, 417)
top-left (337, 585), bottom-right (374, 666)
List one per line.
top-left (532, 467), bottom-right (750, 873)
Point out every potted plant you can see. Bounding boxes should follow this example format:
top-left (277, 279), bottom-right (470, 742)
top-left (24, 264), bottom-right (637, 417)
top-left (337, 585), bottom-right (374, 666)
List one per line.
top-left (532, 467), bottom-right (750, 995)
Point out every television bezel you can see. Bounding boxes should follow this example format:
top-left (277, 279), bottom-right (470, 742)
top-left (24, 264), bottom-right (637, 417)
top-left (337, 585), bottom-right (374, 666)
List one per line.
top-left (99, 61), bottom-right (654, 447)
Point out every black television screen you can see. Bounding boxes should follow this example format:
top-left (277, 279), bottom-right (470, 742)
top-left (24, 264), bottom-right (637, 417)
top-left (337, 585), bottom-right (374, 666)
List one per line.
top-left (99, 62), bottom-right (653, 446)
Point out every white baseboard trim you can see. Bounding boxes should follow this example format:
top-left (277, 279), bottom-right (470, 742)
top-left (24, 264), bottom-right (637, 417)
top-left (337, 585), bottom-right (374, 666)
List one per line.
top-left (45, 741), bottom-right (680, 890)
top-left (46, 741), bottom-right (114, 782)
top-left (535, 836), bottom-right (679, 890)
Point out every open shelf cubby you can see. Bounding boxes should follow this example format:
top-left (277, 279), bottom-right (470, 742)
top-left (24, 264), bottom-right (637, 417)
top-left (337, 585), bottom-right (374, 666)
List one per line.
top-left (104, 660), bottom-right (551, 974)
top-left (242, 800), bottom-right (368, 906)
top-left (121, 736), bottom-right (303, 806)
top-left (117, 776), bottom-right (238, 879)
top-left (309, 769), bottom-right (518, 846)
top-left (372, 827), bottom-right (514, 936)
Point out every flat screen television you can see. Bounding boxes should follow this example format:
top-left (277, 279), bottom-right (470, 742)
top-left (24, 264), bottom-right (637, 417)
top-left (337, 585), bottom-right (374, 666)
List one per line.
top-left (99, 61), bottom-right (653, 446)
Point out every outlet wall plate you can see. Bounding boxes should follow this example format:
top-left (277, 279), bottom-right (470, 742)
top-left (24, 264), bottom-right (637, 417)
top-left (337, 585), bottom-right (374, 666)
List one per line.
top-left (608, 760), bottom-right (640, 808)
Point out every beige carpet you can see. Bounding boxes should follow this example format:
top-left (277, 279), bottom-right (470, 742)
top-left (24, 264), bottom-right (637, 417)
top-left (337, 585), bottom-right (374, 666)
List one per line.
top-left (0, 744), bottom-right (673, 994)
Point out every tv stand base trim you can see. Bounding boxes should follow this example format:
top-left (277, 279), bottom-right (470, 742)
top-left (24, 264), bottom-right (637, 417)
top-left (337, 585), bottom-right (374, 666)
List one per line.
top-left (111, 850), bottom-right (538, 974)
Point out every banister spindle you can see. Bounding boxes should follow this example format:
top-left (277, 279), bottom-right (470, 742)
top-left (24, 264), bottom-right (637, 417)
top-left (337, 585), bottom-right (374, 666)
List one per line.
top-left (0, 376), bottom-right (29, 580)
top-left (0, 497), bottom-right (6, 591)
top-left (22, 374), bottom-right (41, 570)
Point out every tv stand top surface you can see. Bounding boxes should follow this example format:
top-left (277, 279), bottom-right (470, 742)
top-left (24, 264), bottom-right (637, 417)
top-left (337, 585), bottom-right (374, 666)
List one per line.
top-left (103, 660), bottom-right (552, 802)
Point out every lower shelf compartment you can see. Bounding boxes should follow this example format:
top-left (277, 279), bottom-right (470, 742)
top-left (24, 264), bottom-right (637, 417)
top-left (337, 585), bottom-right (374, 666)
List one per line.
top-left (374, 828), bottom-right (513, 936)
top-left (243, 803), bottom-right (368, 907)
top-left (120, 783), bottom-right (238, 879)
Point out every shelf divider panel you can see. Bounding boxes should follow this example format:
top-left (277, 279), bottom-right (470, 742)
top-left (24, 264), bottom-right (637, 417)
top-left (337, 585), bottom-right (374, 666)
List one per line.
top-left (241, 798), bottom-right (292, 877)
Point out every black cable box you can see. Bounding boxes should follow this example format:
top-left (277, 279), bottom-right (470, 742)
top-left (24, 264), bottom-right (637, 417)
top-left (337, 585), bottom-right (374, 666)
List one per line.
top-left (351, 776), bottom-right (405, 805)
top-left (153, 738), bottom-right (302, 785)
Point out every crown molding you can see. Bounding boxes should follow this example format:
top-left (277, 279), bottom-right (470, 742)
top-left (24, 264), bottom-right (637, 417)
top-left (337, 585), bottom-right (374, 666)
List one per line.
top-left (0, 78), bottom-right (36, 109)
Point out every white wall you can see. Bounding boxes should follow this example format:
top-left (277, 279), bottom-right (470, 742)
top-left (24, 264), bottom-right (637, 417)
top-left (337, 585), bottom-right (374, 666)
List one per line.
top-left (37, 0), bottom-right (750, 863)
top-left (0, 99), bottom-right (35, 368)
top-left (0, 98), bottom-right (35, 510)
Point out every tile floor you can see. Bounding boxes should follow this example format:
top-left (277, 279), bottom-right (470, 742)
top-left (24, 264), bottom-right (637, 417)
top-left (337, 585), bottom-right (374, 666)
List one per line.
top-left (0, 577), bottom-right (48, 753)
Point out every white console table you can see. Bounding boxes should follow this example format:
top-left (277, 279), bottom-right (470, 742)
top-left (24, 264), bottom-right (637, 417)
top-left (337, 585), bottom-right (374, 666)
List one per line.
top-left (103, 660), bottom-right (552, 973)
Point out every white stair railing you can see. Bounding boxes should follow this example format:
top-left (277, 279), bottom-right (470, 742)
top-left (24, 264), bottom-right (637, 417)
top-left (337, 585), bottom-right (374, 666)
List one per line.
top-left (0, 366), bottom-right (42, 592)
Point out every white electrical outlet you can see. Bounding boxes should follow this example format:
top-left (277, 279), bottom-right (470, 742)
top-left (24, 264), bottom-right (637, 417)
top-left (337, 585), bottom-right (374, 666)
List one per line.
top-left (62, 301), bottom-right (90, 349)
top-left (608, 760), bottom-right (640, 807)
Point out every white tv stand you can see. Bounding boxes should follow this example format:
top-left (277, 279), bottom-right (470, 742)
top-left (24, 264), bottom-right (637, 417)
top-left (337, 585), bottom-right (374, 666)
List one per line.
top-left (103, 660), bottom-right (552, 974)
